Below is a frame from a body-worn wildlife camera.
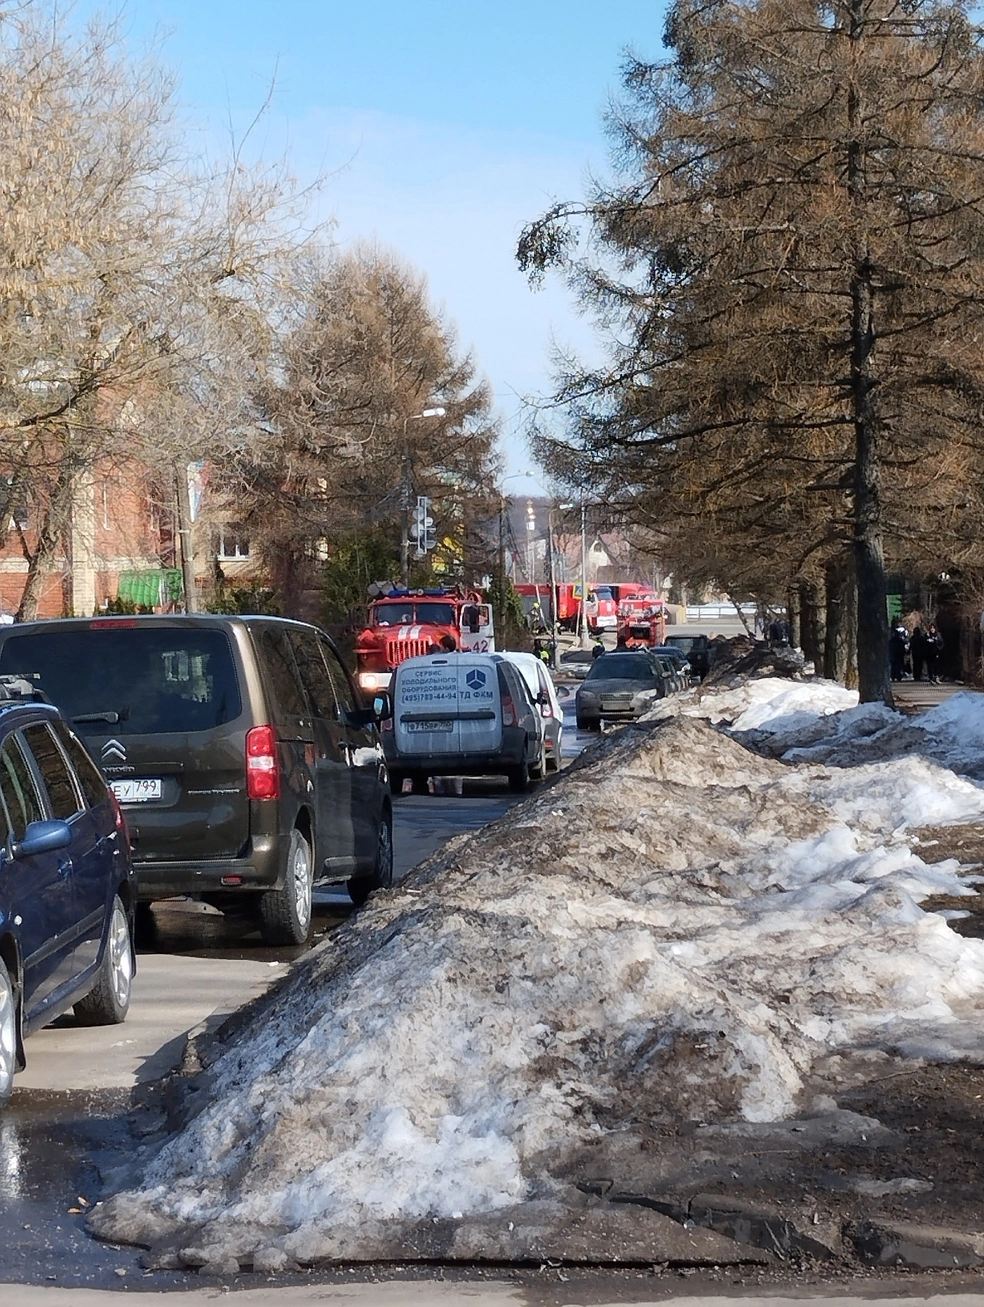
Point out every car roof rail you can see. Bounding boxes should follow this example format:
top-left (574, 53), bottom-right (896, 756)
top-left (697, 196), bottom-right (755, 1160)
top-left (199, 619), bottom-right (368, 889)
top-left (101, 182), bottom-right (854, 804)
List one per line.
top-left (0, 674), bottom-right (49, 703)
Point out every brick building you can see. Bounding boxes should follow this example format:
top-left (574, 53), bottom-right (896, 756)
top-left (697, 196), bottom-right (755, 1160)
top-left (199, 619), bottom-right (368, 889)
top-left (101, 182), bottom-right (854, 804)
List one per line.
top-left (0, 459), bottom-right (174, 619)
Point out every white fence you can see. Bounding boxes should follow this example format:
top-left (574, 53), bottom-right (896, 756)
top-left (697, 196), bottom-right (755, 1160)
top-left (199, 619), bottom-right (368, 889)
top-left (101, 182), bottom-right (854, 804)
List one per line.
top-left (685, 603), bottom-right (757, 622)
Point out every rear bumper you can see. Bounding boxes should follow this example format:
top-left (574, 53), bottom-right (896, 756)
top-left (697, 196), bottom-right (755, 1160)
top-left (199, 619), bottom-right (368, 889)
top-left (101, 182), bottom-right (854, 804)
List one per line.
top-left (385, 734), bottom-right (528, 776)
top-left (131, 833), bottom-right (285, 900)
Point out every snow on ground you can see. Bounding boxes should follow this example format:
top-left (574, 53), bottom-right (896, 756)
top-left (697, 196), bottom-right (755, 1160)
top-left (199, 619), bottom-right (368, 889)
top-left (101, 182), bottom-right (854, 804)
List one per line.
top-left (711, 679), bottom-right (984, 779)
top-left (92, 674), bottom-right (984, 1264)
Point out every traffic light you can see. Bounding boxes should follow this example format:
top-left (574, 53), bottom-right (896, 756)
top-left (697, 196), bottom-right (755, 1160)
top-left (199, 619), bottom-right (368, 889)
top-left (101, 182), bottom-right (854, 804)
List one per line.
top-left (410, 496), bottom-right (436, 557)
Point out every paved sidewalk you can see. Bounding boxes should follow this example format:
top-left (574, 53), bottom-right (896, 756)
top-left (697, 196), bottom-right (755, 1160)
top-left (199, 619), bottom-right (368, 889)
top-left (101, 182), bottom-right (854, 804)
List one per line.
top-left (893, 679), bottom-right (973, 714)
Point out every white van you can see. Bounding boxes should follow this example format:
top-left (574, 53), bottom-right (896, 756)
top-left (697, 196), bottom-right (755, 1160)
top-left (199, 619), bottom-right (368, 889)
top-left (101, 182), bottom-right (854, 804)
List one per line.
top-left (382, 652), bottom-right (544, 794)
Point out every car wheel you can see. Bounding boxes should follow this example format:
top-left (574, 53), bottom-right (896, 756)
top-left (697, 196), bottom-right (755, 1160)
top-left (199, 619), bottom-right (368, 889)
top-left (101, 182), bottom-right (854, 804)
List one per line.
top-left (348, 809), bottom-right (394, 908)
top-left (389, 770), bottom-right (406, 796)
top-left (0, 958), bottom-right (16, 1107)
top-left (74, 896), bottom-right (133, 1026)
top-left (258, 827), bottom-right (313, 947)
top-left (507, 765), bottom-right (529, 794)
top-left (576, 716), bottom-right (600, 732)
top-left (410, 775), bottom-right (429, 795)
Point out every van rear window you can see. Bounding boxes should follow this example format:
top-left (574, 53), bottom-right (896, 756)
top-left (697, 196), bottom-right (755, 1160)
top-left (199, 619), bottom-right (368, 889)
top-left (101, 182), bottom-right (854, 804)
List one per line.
top-left (0, 629), bottom-right (242, 734)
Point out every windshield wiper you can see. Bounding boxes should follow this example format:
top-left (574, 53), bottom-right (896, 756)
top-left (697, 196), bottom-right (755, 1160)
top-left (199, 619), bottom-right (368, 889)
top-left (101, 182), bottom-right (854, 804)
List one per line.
top-left (72, 711), bottom-right (121, 724)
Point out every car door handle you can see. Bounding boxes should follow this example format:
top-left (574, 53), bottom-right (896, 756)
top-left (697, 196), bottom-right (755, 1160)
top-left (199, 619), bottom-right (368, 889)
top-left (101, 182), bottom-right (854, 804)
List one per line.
top-left (57, 858), bottom-right (73, 877)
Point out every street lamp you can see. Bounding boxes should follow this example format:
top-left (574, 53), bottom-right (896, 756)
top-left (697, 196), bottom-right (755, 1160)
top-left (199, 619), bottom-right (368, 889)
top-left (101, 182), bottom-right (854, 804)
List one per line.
top-left (558, 497), bottom-right (592, 649)
top-left (401, 407), bottom-right (446, 585)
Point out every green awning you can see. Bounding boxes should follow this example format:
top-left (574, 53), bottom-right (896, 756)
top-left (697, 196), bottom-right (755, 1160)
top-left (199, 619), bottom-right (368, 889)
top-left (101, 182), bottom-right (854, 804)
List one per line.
top-left (117, 569), bottom-right (184, 608)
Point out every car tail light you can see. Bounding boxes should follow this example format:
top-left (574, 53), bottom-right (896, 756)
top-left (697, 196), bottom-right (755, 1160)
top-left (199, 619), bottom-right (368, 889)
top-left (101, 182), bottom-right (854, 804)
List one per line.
top-left (246, 725), bottom-right (280, 800)
top-left (501, 691), bottom-right (517, 727)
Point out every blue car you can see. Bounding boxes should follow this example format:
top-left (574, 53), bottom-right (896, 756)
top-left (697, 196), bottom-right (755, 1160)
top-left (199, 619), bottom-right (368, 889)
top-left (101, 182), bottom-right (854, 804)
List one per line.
top-left (0, 679), bottom-right (136, 1105)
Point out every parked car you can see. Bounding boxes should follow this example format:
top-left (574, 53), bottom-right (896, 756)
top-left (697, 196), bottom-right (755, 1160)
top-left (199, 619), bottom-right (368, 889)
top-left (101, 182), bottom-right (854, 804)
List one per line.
top-left (664, 633), bottom-right (711, 681)
top-left (383, 652), bottom-right (544, 793)
top-left (496, 651), bottom-right (564, 772)
top-left (0, 677), bottom-right (136, 1105)
top-left (575, 650), bottom-right (669, 731)
top-left (653, 645), bottom-right (692, 687)
top-left (558, 648), bottom-right (595, 680)
top-left (0, 615), bottom-right (393, 940)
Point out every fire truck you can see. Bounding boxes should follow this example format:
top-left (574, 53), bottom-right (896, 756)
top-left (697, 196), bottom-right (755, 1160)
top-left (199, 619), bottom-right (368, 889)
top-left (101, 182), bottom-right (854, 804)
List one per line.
top-left (514, 583), bottom-right (618, 634)
top-left (354, 586), bottom-right (495, 692)
top-left (616, 594), bottom-right (667, 647)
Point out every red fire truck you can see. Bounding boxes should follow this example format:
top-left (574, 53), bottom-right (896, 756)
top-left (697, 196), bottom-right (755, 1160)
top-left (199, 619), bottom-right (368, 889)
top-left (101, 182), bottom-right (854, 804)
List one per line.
top-left (616, 594), bottom-right (667, 647)
top-left (514, 583), bottom-right (618, 634)
top-left (354, 586), bottom-right (495, 692)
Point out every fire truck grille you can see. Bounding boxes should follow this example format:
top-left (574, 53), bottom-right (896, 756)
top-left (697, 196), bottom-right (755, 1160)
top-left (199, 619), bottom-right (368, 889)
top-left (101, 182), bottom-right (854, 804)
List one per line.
top-left (387, 637), bottom-right (432, 664)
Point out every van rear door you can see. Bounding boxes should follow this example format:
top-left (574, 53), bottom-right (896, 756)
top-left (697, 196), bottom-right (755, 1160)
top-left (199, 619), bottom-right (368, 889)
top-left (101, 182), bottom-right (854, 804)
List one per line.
top-left (394, 654), bottom-right (502, 757)
top-left (394, 657), bottom-right (462, 756)
top-left (455, 655), bottom-right (501, 754)
top-left (0, 622), bottom-right (249, 864)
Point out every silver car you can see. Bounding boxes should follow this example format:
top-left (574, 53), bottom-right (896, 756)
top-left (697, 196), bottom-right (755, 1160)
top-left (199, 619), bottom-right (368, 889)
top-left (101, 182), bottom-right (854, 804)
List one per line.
top-left (496, 652), bottom-right (564, 773)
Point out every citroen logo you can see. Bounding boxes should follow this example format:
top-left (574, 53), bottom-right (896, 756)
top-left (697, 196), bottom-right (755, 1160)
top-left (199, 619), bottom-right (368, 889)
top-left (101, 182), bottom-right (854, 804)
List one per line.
top-left (101, 738), bottom-right (126, 764)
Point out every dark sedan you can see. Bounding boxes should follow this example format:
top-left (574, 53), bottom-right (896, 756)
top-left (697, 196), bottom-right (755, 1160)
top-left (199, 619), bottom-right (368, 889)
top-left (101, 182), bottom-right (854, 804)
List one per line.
top-left (0, 684), bottom-right (136, 1105)
top-left (575, 651), bottom-right (669, 731)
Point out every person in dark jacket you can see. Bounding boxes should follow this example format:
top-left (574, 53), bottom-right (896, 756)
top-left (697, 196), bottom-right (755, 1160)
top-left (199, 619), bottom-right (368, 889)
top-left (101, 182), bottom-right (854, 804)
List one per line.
top-left (910, 625), bottom-right (927, 681)
top-left (591, 641), bottom-right (606, 659)
top-left (924, 623), bottom-right (944, 683)
top-left (888, 623), bottom-right (909, 681)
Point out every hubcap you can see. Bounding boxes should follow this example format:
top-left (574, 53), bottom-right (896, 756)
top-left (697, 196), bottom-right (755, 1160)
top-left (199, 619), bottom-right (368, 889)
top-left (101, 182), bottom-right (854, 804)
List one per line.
top-left (292, 836), bottom-right (312, 931)
top-left (108, 903), bottom-right (132, 1011)
top-left (0, 970), bottom-right (15, 1101)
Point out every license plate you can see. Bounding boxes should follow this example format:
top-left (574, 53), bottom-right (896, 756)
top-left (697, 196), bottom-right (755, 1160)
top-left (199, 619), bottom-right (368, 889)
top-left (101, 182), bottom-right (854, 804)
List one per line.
top-left (111, 778), bottom-right (163, 803)
top-left (406, 720), bottom-right (454, 732)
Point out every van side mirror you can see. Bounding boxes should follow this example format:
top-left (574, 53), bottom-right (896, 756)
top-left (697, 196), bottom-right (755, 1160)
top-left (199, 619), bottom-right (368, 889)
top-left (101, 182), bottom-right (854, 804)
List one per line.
top-left (9, 818), bottom-right (72, 861)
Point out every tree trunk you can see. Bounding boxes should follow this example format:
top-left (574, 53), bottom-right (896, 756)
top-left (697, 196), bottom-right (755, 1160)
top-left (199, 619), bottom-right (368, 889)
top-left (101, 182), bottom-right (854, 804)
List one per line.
top-left (786, 590), bottom-right (801, 650)
top-left (17, 473), bottom-right (75, 621)
top-left (18, 515), bottom-right (63, 621)
top-left (847, 0), bottom-right (892, 706)
top-left (799, 578), bottom-right (826, 670)
top-left (824, 558), bottom-right (852, 683)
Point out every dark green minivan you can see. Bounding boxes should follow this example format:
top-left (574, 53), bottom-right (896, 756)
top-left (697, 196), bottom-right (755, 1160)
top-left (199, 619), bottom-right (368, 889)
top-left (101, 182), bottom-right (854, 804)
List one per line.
top-left (0, 616), bottom-right (393, 945)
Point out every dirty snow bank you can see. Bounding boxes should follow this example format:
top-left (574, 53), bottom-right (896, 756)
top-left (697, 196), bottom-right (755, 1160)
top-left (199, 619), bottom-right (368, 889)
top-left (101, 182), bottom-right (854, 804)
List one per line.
top-left (92, 686), bottom-right (984, 1264)
top-left (708, 679), bottom-right (984, 779)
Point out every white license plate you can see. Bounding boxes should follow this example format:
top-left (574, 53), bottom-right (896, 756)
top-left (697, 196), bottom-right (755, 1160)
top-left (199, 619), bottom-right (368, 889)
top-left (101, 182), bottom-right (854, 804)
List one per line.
top-left (406, 720), bottom-right (454, 732)
top-left (111, 778), bottom-right (163, 803)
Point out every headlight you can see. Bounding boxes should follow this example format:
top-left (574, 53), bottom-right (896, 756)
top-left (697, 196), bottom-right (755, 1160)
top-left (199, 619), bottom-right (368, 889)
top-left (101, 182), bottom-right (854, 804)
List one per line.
top-left (359, 671), bottom-right (391, 692)
top-left (578, 690), bottom-right (598, 705)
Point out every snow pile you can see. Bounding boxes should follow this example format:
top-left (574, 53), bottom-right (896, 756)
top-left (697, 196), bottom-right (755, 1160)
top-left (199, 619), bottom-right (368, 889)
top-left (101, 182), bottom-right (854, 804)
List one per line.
top-left (91, 683), bottom-right (984, 1264)
top-left (646, 675), bottom-right (858, 733)
top-left (726, 683), bottom-right (984, 779)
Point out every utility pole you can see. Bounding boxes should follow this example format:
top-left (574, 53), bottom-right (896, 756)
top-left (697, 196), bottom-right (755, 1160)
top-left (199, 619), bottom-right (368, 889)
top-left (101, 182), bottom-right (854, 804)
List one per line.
top-left (546, 505), bottom-right (559, 667)
top-left (579, 498), bottom-right (590, 649)
top-left (174, 464), bottom-right (199, 614)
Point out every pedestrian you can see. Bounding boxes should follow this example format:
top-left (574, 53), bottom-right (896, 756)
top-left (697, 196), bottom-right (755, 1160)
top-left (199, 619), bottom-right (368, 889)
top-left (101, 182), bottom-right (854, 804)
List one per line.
top-left (924, 622), bottom-right (944, 683)
top-left (439, 633), bottom-right (457, 652)
top-left (591, 641), bottom-right (605, 659)
top-left (768, 616), bottom-right (790, 647)
top-left (615, 631), bottom-right (630, 650)
top-left (910, 624), bottom-right (927, 681)
top-left (888, 623), bottom-right (909, 681)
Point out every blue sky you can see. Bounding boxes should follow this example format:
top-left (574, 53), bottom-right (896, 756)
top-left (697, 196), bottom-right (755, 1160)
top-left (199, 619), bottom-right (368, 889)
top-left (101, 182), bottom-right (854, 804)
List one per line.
top-left (82, 1), bottom-right (670, 487)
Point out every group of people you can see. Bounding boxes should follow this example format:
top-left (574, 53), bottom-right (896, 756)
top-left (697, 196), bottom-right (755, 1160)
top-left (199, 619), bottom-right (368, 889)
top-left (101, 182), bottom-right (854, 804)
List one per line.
top-left (889, 621), bottom-right (944, 683)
